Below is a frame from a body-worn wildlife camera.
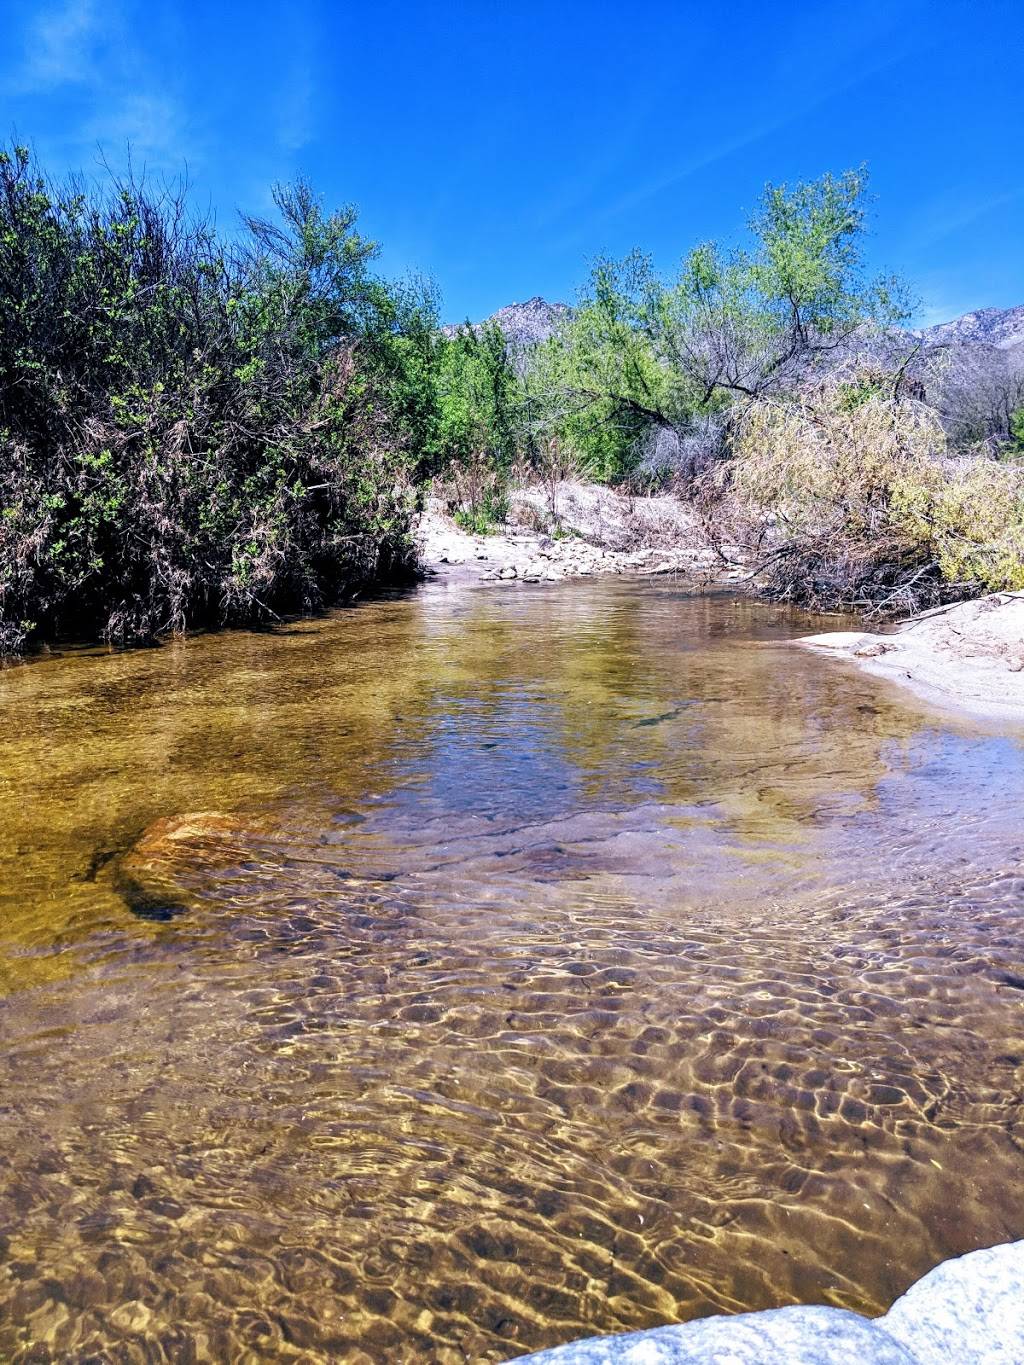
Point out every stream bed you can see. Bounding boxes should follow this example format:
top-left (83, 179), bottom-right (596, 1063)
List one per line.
top-left (1, 578), bottom-right (1023, 1361)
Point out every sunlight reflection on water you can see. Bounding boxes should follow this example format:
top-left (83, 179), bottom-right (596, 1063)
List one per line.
top-left (1, 580), bottom-right (1023, 1361)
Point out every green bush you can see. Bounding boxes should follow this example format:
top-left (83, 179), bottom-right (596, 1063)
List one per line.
top-left (434, 321), bottom-right (524, 520)
top-left (453, 493), bottom-right (509, 537)
top-left (0, 146), bottom-right (435, 653)
top-left (893, 456), bottom-right (1024, 592)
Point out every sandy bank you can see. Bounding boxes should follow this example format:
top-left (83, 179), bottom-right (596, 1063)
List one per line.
top-left (416, 481), bottom-right (740, 588)
top-left (800, 591), bottom-right (1024, 719)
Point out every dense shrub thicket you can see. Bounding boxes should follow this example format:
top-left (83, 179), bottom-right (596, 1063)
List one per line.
top-left (3, 144), bottom-right (1022, 648)
top-left (0, 146), bottom-right (444, 653)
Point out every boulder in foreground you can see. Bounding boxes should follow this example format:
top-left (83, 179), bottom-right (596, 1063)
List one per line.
top-left (510, 1239), bottom-right (1024, 1363)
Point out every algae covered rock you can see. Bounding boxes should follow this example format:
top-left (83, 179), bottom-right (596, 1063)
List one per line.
top-left (113, 810), bottom-right (259, 920)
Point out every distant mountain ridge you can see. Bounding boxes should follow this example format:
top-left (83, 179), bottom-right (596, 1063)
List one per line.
top-left (453, 298), bottom-right (1024, 368)
top-left (914, 306), bottom-right (1024, 355)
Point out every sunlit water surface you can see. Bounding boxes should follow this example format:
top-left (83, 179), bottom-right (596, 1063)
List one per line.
top-left (1, 579), bottom-right (1023, 1362)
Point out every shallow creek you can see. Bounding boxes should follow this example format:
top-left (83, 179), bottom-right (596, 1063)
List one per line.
top-left (1, 579), bottom-right (1023, 1362)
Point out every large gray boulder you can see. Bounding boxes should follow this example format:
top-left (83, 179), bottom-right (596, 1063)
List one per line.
top-left (510, 1305), bottom-right (914, 1363)
top-left (881, 1240), bottom-right (1024, 1364)
top-left (510, 1240), bottom-right (1024, 1364)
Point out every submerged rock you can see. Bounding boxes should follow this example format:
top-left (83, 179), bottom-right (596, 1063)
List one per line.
top-left (510, 1240), bottom-right (1024, 1364)
top-left (113, 872), bottom-right (191, 922)
top-left (126, 811), bottom-right (252, 860)
top-left (113, 810), bottom-right (259, 921)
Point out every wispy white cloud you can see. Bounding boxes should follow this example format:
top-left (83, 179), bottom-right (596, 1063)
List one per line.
top-left (2, 0), bottom-right (199, 178)
top-left (546, 0), bottom-right (933, 260)
top-left (915, 298), bottom-right (967, 328)
top-left (82, 91), bottom-right (196, 177)
top-left (260, 0), bottom-right (320, 158)
top-left (274, 5), bottom-right (319, 156)
top-left (911, 268), bottom-right (994, 328)
top-left (914, 190), bottom-right (1023, 248)
top-left (7, 0), bottom-right (99, 93)
top-left (586, 46), bottom-right (914, 242)
top-left (277, 63), bottom-right (315, 155)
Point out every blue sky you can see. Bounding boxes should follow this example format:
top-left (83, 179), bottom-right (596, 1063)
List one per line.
top-left (2, 0), bottom-right (1022, 324)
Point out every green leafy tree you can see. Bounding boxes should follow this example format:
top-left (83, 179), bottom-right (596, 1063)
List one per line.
top-left (535, 167), bottom-right (909, 482)
top-left (435, 320), bottom-right (523, 527)
top-left (529, 253), bottom-right (674, 483)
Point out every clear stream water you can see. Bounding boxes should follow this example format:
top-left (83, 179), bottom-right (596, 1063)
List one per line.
top-left (1, 578), bottom-right (1023, 1362)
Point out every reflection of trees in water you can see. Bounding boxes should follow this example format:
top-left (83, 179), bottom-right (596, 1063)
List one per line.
top-left (1, 581), bottom-right (1023, 1357)
top-left (416, 585), bottom-right (939, 848)
top-left (0, 580), bottom-right (987, 979)
top-left (0, 597), bottom-right (450, 966)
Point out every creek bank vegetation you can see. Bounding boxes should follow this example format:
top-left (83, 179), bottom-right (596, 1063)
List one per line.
top-left (717, 380), bottom-right (1024, 617)
top-left (515, 168), bottom-right (1024, 617)
top-left (0, 146), bottom-right (452, 654)
top-left (2, 145), bottom-right (1022, 653)
top-left (435, 168), bottom-right (1023, 617)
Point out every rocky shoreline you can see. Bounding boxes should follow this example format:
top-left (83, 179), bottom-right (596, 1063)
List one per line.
top-left (416, 482), bottom-right (739, 588)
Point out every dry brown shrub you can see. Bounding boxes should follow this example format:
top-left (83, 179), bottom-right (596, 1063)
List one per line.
top-left (706, 378), bottom-right (1024, 615)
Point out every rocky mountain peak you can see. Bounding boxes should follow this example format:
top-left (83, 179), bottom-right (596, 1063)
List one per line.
top-left (916, 305), bottom-right (1024, 354)
top-left (488, 297), bottom-right (572, 348)
top-left (443, 297), bottom-right (572, 349)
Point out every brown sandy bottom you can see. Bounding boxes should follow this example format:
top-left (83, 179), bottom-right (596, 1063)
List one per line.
top-left (0, 581), bottom-right (1023, 1361)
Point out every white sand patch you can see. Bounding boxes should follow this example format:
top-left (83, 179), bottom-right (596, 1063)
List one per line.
top-left (800, 592), bottom-right (1024, 719)
top-left (415, 481), bottom-right (736, 588)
